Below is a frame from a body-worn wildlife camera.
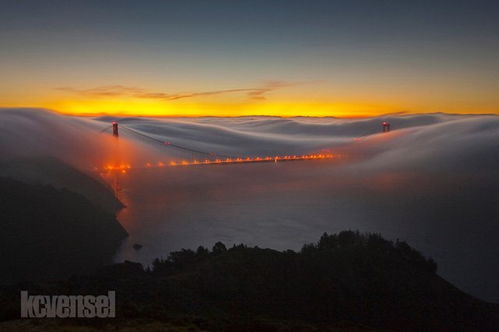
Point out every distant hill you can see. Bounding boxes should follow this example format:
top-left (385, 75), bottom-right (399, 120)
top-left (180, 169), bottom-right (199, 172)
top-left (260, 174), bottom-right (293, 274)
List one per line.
top-left (0, 177), bottom-right (127, 285)
top-left (2, 231), bottom-right (497, 331)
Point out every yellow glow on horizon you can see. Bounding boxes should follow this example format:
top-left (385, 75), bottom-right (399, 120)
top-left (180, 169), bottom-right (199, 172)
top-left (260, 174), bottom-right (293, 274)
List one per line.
top-left (2, 93), bottom-right (497, 118)
top-left (42, 98), bottom-right (402, 118)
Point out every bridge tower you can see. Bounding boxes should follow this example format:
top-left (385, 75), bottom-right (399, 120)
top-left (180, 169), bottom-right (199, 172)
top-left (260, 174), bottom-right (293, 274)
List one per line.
top-left (382, 121), bottom-right (391, 133)
top-left (112, 121), bottom-right (119, 137)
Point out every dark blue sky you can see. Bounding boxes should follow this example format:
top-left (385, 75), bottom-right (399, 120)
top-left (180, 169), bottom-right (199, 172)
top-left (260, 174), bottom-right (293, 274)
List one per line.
top-left (3, 1), bottom-right (498, 44)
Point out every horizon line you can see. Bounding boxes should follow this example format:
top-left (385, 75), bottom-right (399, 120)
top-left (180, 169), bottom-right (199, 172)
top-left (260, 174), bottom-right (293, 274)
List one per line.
top-left (2, 107), bottom-right (499, 119)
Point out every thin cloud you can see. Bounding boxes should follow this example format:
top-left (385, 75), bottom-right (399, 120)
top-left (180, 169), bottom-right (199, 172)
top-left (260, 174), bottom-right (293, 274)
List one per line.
top-left (56, 81), bottom-right (298, 101)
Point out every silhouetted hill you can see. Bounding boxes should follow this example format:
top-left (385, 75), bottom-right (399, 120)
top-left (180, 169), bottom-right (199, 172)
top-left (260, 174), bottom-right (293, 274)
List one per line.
top-left (0, 157), bottom-right (123, 213)
top-left (2, 231), bottom-right (497, 331)
top-left (0, 177), bottom-right (127, 284)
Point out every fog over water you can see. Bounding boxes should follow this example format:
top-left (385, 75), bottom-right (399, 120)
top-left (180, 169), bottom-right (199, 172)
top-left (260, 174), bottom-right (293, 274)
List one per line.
top-left (1, 108), bottom-right (498, 302)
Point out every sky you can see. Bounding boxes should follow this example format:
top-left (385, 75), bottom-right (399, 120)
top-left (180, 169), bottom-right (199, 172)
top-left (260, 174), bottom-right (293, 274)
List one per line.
top-left (1, 0), bottom-right (498, 117)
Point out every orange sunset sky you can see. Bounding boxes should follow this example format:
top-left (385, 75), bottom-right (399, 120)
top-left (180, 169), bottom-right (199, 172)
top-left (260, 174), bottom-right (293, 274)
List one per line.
top-left (1, 1), bottom-right (498, 117)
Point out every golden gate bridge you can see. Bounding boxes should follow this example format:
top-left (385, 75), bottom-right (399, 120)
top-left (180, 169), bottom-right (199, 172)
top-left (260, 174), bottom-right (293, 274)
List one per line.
top-left (97, 120), bottom-right (391, 196)
top-left (97, 120), bottom-right (391, 173)
top-left (98, 121), bottom-right (345, 173)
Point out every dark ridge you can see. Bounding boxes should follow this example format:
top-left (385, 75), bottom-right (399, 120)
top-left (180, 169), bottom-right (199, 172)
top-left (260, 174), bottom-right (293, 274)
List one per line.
top-left (0, 157), bottom-right (123, 213)
top-left (0, 177), bottom-right (127, 285)
top-left (2, 231), bottom-right (497, 331)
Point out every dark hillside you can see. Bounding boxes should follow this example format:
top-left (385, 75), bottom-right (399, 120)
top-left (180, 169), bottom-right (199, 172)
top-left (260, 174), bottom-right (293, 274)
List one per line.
top-left (2, 231), bottom-right (497, 331)
top-left (0, 157), bottom-right (123, 213)
top-left (0, 177), bottom-right (127, 284)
